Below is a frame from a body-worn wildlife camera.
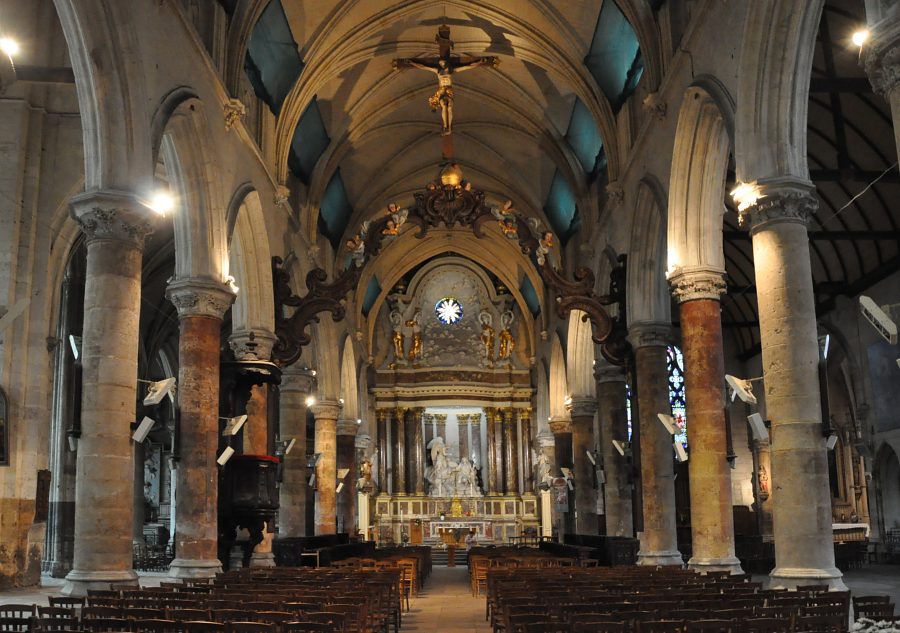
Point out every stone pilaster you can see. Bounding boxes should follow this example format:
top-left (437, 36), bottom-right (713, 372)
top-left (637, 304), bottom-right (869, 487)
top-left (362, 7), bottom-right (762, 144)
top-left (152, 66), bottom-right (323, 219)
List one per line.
top-left (165, 277), bottom-right (235, 579)
top-left (63, 191), bottom-right (153, 595)
top-left (744, 182), bottom-right (845, 589)
top-left (864, 16), bottom-right (900, 162)
top-left (391, 408), bottom-right (407, 495)
top-left (548, 416), bottom-right (574, 535)
top-left (595, 361), bottom-right (633, 537)
top-left (503, 409), bottom-right (519, 495)
top-left (567, 397), bottom-right (598, 535)
top-left (311, 401), bottom-right (342, 535)
top-left (669, 269), bottom-right (743, 574)
top-left (407, 408), bottom-right (425, 496)
top-left (628, 323), bottom-right (682, 567)
top-left (336, 419), bottom-right (358, 533)
top-left (278, 369), bottom-right (315, 537)
top-left (423, 413), bottom-right (435, 450)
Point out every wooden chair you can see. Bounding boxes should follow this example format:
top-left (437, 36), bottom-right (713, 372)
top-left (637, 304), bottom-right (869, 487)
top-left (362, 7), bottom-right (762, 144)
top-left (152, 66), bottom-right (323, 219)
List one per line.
top-left (636, 621), bottom-right (684, 633)
top-left (794, 614), bottom-right (844, 633)
top-left (168, 609), bottom-right (209, 622)
top-left (856, 603), bottom-right (896, 620)
top-left (81, 617), bottom-right (130, 632)
top-left (300, 612), bottom-right (345, 632)
top-left (740, 618), bottom-right (789, 633)
top-left (225, 623), bottom-right (274, 633)
top-left (133, 619), bottom-right (181, 633)
top-left (183, 621), bottom-right (227, 633)
top-left (48, 599), bottom-right (85, 611)
top-left (573, 621), bottom-right (627, 633)
top-left (209, 611), bottom-right (244, 624)
top-left (521, 624), bottom-right (566, 633)
top-left (82, 607), bottom-right (123, 620)
top-left (30, 618), bottom-right (81, 633)
top-left (124, 609), bottom-right (167, 620)
top-left (0, 605), bottom-right (36, 633)
top-left (282, 624), bottom-right (336, 633)
top-left (685, 620), bottom-right (733, 633)
top-left (253, 613), bottom-right (295, 625)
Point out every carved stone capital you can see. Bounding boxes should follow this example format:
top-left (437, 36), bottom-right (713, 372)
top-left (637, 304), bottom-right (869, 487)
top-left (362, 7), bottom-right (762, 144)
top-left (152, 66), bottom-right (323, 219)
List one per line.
top-left (69, 190), bottom-right (154, 248)
top-left (668, 267), bottom-right (727, 304)
top-left (229, 328), bottom-right (278, 361)
top-left (223, 98), bottom-right (247, 130)
top-left (864, 19), bottom-right (900, 96)
top-left (548, 416), bottom-right (572, 435)
top-left (274, 185), bottom-right (291, 207)
top-left (280, 368), bottom-right (316, 394)
top-left (311, 400), bottom-right (342, 421)
top-left (355, 433), bottom-right (371, 451)
top-left (743, 181), bottom-right (818, 235)
top-left (566, 397), bottom-right (597, 419)
top-left (337, 418), bottom-right (360, 436)
top-left (594, 361), bottom-right (626, 384)
top-left (166, 277), bottom-right (236, 319)
top-left (627, 322), bottom-right (671, 349)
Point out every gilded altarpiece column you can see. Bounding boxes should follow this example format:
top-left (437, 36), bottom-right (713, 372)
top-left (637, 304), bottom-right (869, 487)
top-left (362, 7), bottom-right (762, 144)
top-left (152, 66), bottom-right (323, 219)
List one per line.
top-left (503, 409), bottom-right (519, 495)
top-left (391, 408), bottom-right (407, 495)
top-left (408, 408), bottom-right (425, 495)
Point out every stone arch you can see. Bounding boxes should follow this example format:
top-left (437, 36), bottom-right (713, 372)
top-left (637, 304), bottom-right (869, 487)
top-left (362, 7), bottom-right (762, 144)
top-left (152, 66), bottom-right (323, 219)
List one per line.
top-left (666, 84), bottom-right (734, 277)
top-left (566, 310), bottom-right (595, 398)
top-left (227, 186), bottom-right (276, 347)
top-left (736, 1), bottom-right (824, 183)
top-left (874, 443), bottom-right (900, 534)
top-left (549, 333), bottom-right (568, 420)
top-left (627, 176), bottom-right (670, 326)
top-left (339, 335), bottom-right (360, 421)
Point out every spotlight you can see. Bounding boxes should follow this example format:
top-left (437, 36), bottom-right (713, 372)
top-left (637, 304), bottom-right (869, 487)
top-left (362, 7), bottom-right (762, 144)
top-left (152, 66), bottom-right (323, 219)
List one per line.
top-left (217, 446), bottom-right (235, 466)
top-left (282, 438), bottom-right (296, 455)
top-left (142, 377), bottom-right (176, 406)
top-left (0, 38), bottom-right (19, 57)
top-left (225, 276), bottom-right (239, 295)
top-left (859, 296), bottom-right (898, 344)
top-left (612, 439), bottom-right (630, 457)
top-left (851, 29), bottom-right (869, 47)
top-left (306, 396), bottom-right (316, 407)
top-left (725, 374), bottom-right (759, 404)
top-left (730, 181), bottom-right (761, 212)
top-left (585, 450), bottom-right (596, 466)
top-left (132, 416), bottom-right (156, 443)
top-left (826, 434), bottom-right (838, 451)
top-left (147, 190), bottom-right (175, 215)
top-left (747, 413), bottom-right (769, 442)
top-left (68, 334), bottom-right (81, 360)
top-left (220, 415), bottom-right (248, 436)
top-left (657, 413), bottom-right (677, 435)
top-left (356, 418), bottom-right (362, 425)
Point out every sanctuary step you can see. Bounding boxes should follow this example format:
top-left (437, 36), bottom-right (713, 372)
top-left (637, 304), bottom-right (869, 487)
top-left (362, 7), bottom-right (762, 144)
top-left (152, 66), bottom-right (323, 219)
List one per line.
top-left (431, 546), bottom-right (468, 566)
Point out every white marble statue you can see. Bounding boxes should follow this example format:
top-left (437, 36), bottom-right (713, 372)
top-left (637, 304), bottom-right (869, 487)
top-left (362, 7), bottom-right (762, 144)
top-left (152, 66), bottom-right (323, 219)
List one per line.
top-left (535, 451), bottom-right (553, 489)
top-left (426, 436), bottom-right (482, 497)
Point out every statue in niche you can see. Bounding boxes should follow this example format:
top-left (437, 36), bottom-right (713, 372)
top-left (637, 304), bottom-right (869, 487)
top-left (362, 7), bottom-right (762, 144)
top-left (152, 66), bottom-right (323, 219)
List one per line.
top-left (479, 310), bottom-right (495, 363)
top-left (390, 310), bottom-right (405, 362)
top-left (357, 453), bottom-right (377, 494)
top-left (382, 203), bottom-right (408, 236)
top-left (491, 200), bottom-right (518, 238)
top-left (535, 452), bottom-right (553, 490)
top-left (426, 436), bottom-right (456, 497)
top-left (406, 310), bottom-right (423, 362)
top-left (498, 310), bottom-right (515, 360)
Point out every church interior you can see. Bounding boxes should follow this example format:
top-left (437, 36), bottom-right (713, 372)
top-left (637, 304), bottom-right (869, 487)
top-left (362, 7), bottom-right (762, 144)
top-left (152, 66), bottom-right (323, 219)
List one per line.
top-left (1, 0), bottom-right (900, 630)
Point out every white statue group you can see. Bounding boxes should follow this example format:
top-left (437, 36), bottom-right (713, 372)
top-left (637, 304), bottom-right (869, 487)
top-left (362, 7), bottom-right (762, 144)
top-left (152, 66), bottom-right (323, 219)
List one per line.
top-left (425, 436), bottom-right (481, 497)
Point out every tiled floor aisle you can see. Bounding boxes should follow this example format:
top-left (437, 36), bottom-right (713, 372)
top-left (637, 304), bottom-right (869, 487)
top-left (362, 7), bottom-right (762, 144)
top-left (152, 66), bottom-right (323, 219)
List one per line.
top-left (401, 565), bottom-right (491, 632)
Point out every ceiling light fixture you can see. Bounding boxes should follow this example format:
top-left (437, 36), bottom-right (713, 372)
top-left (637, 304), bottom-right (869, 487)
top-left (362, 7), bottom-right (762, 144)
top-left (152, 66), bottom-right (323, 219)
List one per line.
top-left (147, 190), bottom-right (175, 215)
top-left (851, 29), bottom-right (870, 47)
top-left (0, 37), bottom-right (19, 57)
top-left (730, 181), bottom-right (761, 213)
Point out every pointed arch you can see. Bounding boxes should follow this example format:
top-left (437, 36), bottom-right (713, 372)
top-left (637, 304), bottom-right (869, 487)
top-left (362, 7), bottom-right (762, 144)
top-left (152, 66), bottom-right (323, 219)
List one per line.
top-left (340, 336), bottom-right (359, 420)
top-left (627, 176), bottom-right (670, 326)
top-left (549, 333), bottom-right (569, 420)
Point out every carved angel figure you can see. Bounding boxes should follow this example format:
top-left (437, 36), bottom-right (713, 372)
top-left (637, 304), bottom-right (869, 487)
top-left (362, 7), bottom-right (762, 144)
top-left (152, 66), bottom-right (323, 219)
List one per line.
top-left (390, 310), bottom-right (405, 361)
top-left (535, 231), bottom-right (554, 266)
top-left (382, 203), bottom-right (409, 236)
top-left (479, 310), bottom-right (495, 362)
top-left (491, 199), bottom-right (518, 238)
top-left (406, 310), bottom-right (423, 362)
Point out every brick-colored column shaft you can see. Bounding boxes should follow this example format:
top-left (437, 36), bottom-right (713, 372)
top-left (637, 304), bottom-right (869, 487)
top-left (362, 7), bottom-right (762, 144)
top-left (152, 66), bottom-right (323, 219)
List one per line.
top-left (244, 386), bottom-right (268, 455)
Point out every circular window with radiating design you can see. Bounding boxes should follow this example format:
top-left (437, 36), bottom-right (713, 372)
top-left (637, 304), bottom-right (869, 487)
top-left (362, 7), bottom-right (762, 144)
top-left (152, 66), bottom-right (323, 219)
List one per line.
top-left (435, 297), bottom-right (463, 325)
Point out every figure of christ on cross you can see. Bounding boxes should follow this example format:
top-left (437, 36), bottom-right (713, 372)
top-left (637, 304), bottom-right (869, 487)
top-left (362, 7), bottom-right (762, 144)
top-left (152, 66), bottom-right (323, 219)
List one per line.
top-left (393, 26), bottom-right (499, 142)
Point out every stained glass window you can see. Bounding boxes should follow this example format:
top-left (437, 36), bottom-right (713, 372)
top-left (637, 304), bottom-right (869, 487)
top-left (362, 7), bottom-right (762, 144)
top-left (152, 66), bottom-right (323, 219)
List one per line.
top-left (667, 345), bottom-right (688, 447)
top-left (435, 297), bottom-right (463, 325)
top-left (625, 382), bottom-right (633, 441)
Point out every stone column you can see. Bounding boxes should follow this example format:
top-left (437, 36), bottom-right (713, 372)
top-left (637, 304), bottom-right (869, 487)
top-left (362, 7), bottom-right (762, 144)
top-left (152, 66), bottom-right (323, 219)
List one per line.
top-left (471, 414), bottom-right (483, 473)
top-left (278, 369), bottom-right (315, 537)
top-left (503, 409), bottom-right (519, 495)
top-left (670, 270), bottom-right (743, 573)
top-left (391, 408), bottom-right (406, 495)
top-left (376, 410), bottom-right (388, 494)
top-left (336, 420), bottom-right (358, 533)
top-left (864, 17), bottom-right (900, 162)
top-left (63, 192), bottom-right (153, 595)
top-left (407, 408), bottom-right (425, 495)
top-left (311, 401), bottom-right (342, 535)
top-left (521, 410), bottom-right (534, 493)
top-left (595, 361), bottom-right (633, 537)
top-left (743, 183), bottom-right (845, 589)
top-left (458, 415), bottom-right (470, 464)
top-left (434, 413), bottom-right (447, 443)
top-left (628, 324), bottom-right (682, 566)
top-left (166, 278), bottom-right (235, 578)
top-left (423, 413), bottom-right (435, 450)
top-left (568, 398), bottom-right (598, 535)
top-left (485, 409), bottom-right (499, 495)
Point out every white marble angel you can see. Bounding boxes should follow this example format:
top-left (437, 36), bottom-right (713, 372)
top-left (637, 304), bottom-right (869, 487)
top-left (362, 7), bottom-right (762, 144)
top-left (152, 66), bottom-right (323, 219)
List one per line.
top-left (491, 199), bottom-right (518, 238)
top-left (535, 451), bottom-right (553, 488)
top-left (382, 203), bottom-right (409, 236)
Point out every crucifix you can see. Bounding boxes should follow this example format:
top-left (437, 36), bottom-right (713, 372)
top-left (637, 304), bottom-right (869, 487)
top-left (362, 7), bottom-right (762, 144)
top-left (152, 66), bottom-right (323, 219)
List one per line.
top-left (393, 25), bottom-right (499, 158)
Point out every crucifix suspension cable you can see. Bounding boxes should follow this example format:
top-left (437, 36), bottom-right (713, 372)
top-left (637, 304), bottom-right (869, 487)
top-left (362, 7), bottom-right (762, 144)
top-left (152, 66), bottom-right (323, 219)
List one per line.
top-left (393, 25), bottom-right (499, 158)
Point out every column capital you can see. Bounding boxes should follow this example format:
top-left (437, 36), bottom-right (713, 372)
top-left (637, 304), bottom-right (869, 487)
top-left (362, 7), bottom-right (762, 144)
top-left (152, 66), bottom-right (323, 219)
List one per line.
top-left (594, 360), bottom-right (626, 384)
top-left (69, 190), bottom-right (154, 248)
top-left (864, 18), bottom-right (900, 96)
top-left (668, 267), bottom-right (727, 304)
top-left (548, 416), bottom-right (572, 435)
top-left (229, 328), bottom-right (278, 361)
top-left (166, 277), bottom-right (236, 319)
top-left (311, 400), bottom-right (342, 421)
top-left (566, 397), bottom-right (597, 419)
top-left (280, 368), bottom-right (316, 394)
top-left (741, 180), bottom-right (818, 234)
top-left (627, 322), bottom-right (671, 349)
top-left (355, 433), bottom-right (372, 451)
top-left (537, 430), bottom-right (556, 448)
top-left (337, 418), bottom-right (359, 436)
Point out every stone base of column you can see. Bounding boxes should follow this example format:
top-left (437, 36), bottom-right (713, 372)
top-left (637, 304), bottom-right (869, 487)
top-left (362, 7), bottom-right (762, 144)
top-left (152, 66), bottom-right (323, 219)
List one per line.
top-left (46, 561), bottom-right (73, 579)
top-left (637, 550), bottom-right (684, 567)
top-left (688, 556), bottom-right (745, 575)
top-left (769, 566), bottom-right (847, 591)
top-left (248, 552), bottom-right (276, 568)
top-left (62, 569), bottom-right (139, 596)
top-left (168, 558), bottom-right (222, 579)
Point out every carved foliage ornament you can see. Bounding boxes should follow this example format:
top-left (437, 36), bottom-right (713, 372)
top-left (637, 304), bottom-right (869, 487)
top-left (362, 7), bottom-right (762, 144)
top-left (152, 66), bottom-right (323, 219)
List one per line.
top-left (742, 187), bottom-right (818, 233)
top-left (669, 270), bottom-right (727, 304)
top-left (74, 207), bottom-right (153, 246)
top-left (166, 279), bottom-right (235, 319)
top-left (863, 24), bottom-right (900, 96)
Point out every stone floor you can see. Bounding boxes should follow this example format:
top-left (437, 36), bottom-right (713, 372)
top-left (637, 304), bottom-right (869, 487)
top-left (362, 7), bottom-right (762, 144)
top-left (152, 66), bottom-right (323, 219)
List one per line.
top-left (2, 565), bottom-right (898, 630)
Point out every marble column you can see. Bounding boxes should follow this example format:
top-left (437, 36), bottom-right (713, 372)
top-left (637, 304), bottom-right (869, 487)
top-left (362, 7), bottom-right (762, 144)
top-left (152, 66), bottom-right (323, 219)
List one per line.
top-left (166, 278), bottom-right (235, 578)
top-left (311, 401), bottom-right (342, 535)
top-left (278, 369), bottom-right (315, 537)
top-left (407, 408), bottom-right (425, 496)
top-left (595, 361), bottom-right (633, 537)
top-left (434, 413), bottom-right (447, 443)
top-left (423, 413), bottom-right (435, 449)
top-left (376, 410), bottom-right (388, 494)
top-left (336, 420), bottom-right (358, 533)
top-left (670, 270), bottom-right (743, 573)
top-left (743, 183), bottom-right (845, 589)
top-left (471, 415), bottom-right (483, 477)
top-left (391, 408), bottom-right (407, 495)
top-left (520, 411), bottom-right (534, 493)
top-left (63, 191), bottom-right (153, 595)
top-left (629, 324), bottom-right (682, 566)
top-left (503, 409), bottom-right (519, 495)
top-left (458, 415), bottom-right (470, 465)
top-left (568, 398), bottom-right (598, 535)
top-left (864, 17), bottom-right (900, 162)
top-left (484, 409), bottom-right (499, 495)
